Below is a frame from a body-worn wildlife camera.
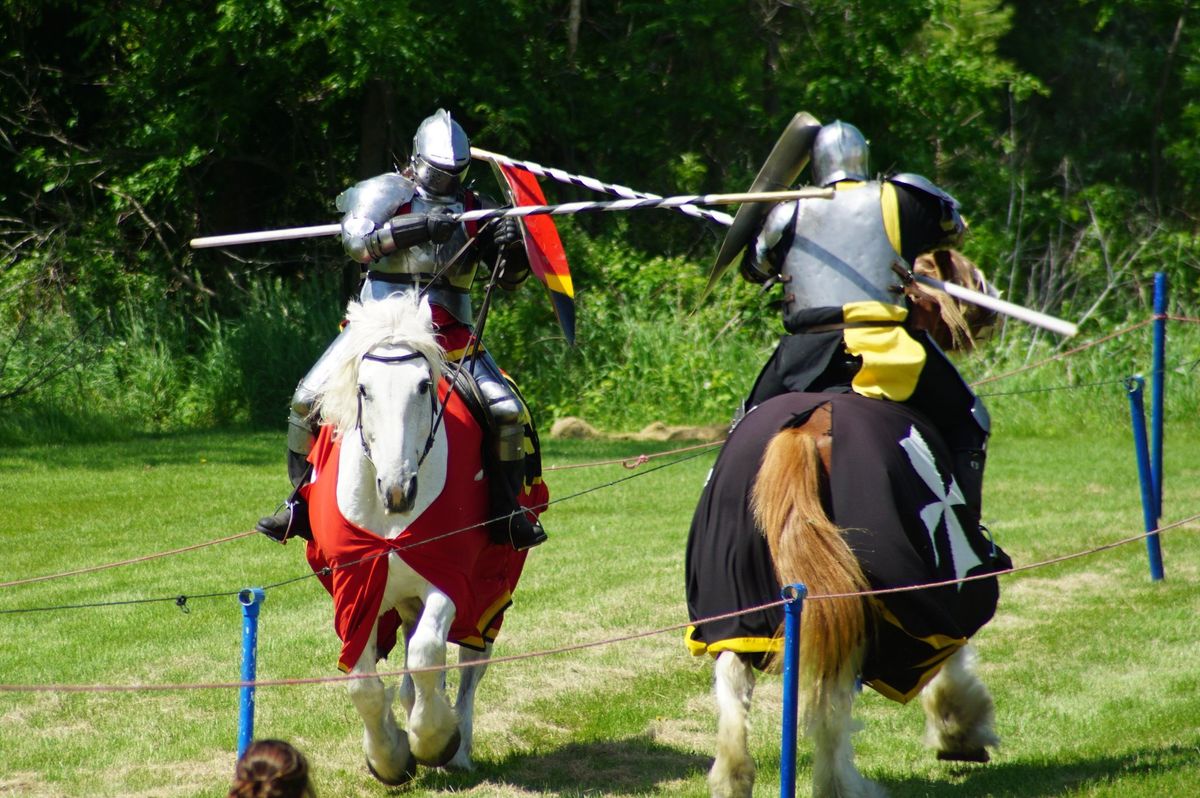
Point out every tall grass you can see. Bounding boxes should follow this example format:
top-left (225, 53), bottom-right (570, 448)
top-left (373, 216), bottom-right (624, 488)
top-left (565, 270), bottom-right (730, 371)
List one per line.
top-left (962, 315), bottom-right (1200, 437)
top-left (0, 275), bottom-right (345, 445)
top-left (2, 232), bottom-right (1195, 445)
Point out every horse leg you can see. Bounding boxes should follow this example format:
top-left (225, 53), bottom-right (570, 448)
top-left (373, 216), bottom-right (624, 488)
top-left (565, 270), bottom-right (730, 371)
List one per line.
top-left (347, 630), bottom-right (417, 786)
top-left (920, 644), bottom-right (999, 762)
top-left (708, 651), bottom-right (757, 798)
top-left (396, 614), bottom-right (417, 720)
top-left (446, 643), bottom-right (491, 771)
top-left (404, 590), bottom-right (462, 767)
top-left (808, 665), bottom-right (888, 798)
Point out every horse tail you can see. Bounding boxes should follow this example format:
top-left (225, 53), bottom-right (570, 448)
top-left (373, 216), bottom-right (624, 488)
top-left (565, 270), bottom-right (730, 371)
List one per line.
top-left (751, 425), bottom-right (869, 695)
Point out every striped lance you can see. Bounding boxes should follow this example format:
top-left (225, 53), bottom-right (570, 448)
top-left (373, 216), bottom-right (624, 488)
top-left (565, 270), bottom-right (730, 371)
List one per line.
top-left (188, 189), bottom-right (830, 249)
top-left (470, 147), bottom-right (734, 226)
top-left (186, 190), bottom-right (1078, 336)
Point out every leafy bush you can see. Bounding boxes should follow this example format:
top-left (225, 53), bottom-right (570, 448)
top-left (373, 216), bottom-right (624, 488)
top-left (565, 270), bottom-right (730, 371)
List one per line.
top-left (4, 228), bottom-right (1195, 446)
top-left (485, 226), bottom-right (777, 429)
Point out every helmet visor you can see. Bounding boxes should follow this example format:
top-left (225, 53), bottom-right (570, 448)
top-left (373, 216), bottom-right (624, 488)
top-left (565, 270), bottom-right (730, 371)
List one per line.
top-left (414, 157), bottom-right (465, 197)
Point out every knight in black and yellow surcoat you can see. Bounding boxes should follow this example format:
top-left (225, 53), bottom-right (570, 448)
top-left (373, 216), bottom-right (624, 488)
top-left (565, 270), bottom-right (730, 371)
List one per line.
top-left (739, 120), bottom-right (990, 520)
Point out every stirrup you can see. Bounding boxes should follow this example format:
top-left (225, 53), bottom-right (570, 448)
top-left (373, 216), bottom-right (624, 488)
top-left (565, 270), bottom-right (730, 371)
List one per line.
top-left (255, 498), bottom-right (311, 544)
top-left (503, 512), bottom-right (548, 552)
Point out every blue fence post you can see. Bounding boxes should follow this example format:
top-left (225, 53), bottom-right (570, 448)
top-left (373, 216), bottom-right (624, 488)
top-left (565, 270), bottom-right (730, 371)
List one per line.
top-left (1125, 378), bottom-right (1165, 581)
top-left (1150, 272), bottom-right (1167, 521)
top-left (779, 583), bottom-right (808, 798)
top-left (237, 588), bottom-right (266, 759)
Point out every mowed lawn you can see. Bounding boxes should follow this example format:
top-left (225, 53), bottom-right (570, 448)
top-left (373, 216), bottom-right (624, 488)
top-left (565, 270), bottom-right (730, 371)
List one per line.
top-left (0, 407), bottom-right (1198, 797)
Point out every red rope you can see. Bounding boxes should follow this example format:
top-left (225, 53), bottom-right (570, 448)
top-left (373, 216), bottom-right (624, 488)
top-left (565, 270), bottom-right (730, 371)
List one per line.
top-left (971, 318), bottom-right (1153, 387)
top-left (2, 513), bottom-right (1194, 694)
top-left (544, 439), bottom-right (722, 471)
top-left (0, 531), bottom-right (257, 589)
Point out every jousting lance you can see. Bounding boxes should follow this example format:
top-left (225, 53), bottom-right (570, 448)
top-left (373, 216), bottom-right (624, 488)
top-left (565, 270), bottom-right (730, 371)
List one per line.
top-left (895, 264), bottom-right (1078, 337)
top-left (469, 147), bottom-right (734, 227)
top-left (187, 189), bottom-right (832, 249)
top-left (187, 184), bottom-right (1077, 337)
top-left (461, 150), bottom-right (1078, 337)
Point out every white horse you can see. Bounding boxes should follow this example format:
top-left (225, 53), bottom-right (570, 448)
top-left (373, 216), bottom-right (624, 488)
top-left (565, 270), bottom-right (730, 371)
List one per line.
top-left (687, 394), bottom-right (1007, 798)
top-left (304, 293), bottom-right (537, 784)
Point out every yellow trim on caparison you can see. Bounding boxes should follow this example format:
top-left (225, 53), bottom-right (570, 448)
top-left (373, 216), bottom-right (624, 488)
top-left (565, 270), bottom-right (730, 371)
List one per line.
top-left (476, 591), bottom-right (515, 638)
top-left (685, 626), bottom-right (783, 658)
top-left (863, 598), bottom-right (968, 703)
top-left (872, 599), bottom-right (968, 654)
top-left (864, 643), bottom-right (961, 704)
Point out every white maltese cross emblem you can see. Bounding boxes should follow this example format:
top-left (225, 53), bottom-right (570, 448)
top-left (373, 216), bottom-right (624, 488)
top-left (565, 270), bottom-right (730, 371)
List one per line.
top-left (899, 426), bottom-right (982, 590)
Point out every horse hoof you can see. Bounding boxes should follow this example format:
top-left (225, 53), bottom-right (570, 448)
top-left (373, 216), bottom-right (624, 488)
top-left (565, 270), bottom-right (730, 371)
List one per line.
top-left (415, 728), bottom-right (462, 768)
top-left (366, 751), bottom-right (418, 786)
top-left (938, 748), bottom-right (990, 763)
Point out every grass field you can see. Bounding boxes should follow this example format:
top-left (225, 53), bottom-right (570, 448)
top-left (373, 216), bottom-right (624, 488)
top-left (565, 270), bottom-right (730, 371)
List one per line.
top-left (1, 399), bottom-right (1198, 797)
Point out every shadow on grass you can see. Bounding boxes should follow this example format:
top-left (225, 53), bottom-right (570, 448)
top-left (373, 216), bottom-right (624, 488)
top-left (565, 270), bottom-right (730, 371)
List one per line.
top-left (412, 736), bottom-right (711, 794)
top-left (881, 742), bottom-right (1199, 796)
top-left (395, 740), bottom-right (1200, 797)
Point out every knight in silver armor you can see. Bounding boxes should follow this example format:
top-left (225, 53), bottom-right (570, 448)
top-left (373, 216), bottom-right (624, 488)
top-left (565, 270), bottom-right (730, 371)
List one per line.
top-left (739, 119), bottom-right (990, 523)
top-left (258, 109), bottom-right (546, 551)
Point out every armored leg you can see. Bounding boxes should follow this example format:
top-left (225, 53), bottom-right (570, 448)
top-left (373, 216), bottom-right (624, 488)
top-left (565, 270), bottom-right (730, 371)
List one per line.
top-left (467, 350), bottom-right (547, 551)
top-left (255, 405), bottom-right (317, 544)
top-left (255, 330), bottom-right (350, 543)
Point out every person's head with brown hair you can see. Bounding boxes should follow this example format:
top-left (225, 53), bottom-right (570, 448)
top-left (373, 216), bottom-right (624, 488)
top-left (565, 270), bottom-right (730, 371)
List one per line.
top-left (228, 739), bottom-right (316, 798)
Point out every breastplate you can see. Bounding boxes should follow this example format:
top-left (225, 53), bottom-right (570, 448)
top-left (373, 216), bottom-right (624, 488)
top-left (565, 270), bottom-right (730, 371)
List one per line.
top-left (367, 193), bottom-right (478, 324)
top-left (372, 194), bottom-right (475, 283)
top-left (780, 182), bottom-right (903, 329)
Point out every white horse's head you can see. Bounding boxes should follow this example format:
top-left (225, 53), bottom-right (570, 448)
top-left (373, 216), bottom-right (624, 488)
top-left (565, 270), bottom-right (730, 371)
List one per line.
top-left (313, 293), bottom-right (447, 514)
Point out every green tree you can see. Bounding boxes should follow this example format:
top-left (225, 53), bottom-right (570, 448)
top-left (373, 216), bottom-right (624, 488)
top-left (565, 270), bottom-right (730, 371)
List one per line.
top-left (2, 0), bottom-right (1194, 434)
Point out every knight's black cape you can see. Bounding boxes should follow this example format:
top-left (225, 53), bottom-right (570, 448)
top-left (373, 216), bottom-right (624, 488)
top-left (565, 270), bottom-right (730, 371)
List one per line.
top-left (685, 392), bottom-right (1010, 702)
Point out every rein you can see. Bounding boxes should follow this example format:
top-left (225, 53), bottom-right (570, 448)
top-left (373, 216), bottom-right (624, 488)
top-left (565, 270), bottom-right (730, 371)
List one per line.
top-left (355, 218), bottom-right (507, 476)
top-left (424, 236), bottom-right (507, 447)
top-left (356, 350), bottom-right (440, 471)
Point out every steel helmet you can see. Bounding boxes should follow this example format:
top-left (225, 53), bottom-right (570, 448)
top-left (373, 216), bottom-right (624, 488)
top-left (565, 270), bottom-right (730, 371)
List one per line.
top-left (810, 120), bottom-right (869, 186)
top-left (411, 109), bottom-right (470, 197)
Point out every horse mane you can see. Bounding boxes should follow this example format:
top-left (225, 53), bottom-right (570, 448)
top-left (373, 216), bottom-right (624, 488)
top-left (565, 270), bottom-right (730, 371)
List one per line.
top-left (312, 293), bottom-right (446, 435)
top-left (906, 249), bottom-right (999, 352)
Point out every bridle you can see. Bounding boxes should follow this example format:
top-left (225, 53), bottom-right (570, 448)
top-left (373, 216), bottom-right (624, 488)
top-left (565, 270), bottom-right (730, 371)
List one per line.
top-left (354, 217), bottom-right (508, 476)
top-left (356, 350), bottom-right (443, 472)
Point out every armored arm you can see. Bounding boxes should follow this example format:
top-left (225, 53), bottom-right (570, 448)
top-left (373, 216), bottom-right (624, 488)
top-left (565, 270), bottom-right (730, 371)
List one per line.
top-left (475, 193), bottom-right (530, 290)
top-left (888, 173), bottom-right (966, 254)
top-left (740, 201), bottom-right (797, 284)
top-left (343, 210), bottom-right (457, 262)
top-left (336, 173), bottom-right (455, 263)
top-left (491, 217), bottom-right (532, 290)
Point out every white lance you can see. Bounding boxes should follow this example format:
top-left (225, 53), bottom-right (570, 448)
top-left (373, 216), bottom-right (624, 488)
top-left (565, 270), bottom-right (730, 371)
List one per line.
top-left (188, 189), bottom-right (832, 249)
top-left (186, 177), bottom-right (1078, 337)
top-left (903, 267), bottom-right (1078, 337)
top-left (453, 189), bottom-right (831, 223)
top-left (470, 147), bottom-right (734, 227)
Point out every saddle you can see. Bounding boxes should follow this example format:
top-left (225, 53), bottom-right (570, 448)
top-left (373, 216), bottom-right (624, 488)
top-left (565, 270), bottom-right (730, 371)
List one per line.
top-left (444, 364), bottom-right (491, 436)
top-left (442, 362), bottom-right (547, 549)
